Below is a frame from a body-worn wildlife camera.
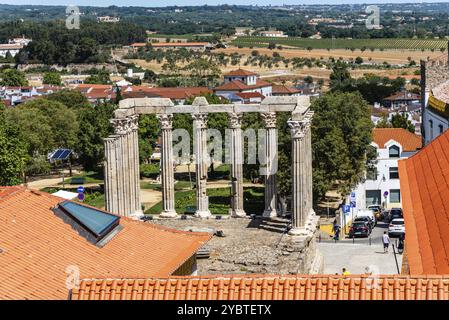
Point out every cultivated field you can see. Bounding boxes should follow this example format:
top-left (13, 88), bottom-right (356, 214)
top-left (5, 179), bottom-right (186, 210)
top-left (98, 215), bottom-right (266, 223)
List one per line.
top-left (233, 36), bottom-right (448, 51)
top-left (215, 46), bottom-right (441, 64)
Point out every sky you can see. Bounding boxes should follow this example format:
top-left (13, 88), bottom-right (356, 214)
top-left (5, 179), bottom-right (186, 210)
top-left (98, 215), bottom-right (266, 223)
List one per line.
top-left (1, 0), bottom-right (449, 7)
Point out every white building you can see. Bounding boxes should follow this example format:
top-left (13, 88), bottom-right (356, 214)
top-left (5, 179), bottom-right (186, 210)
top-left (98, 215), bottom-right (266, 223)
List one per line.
top-left (214, 69), bottom-right (273, 97)
top-left (259, 30), bottom-right (288, 38)
top-left (0, 44), bottom-right (23, 58)
top-left (423, 79), bottom-right (449, 144)
top-left (364, 128), bottom-right (422, 208)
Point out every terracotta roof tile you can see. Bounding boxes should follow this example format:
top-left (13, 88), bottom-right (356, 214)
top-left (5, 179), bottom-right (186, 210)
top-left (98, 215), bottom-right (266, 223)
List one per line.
top-left (399, 129), bottom-right (449, 275)
top-left (372, 128), bottom-right (422, 152)
top-left (215, 79), bottom-right (271, 92)
top-left (0, 187), bottom-right (211, 300)
top-left (71, 275), bottom-right (449, 300)
top-left (235, 92), bottom-right (265, 99)
top-left (224, 69), bottom-right (258, 77)
top-left (271, 84), bottom-right (301, 95)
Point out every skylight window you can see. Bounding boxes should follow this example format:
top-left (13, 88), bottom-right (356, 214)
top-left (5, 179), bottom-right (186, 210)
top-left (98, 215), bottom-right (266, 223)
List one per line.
top-left (58, 201), bottom-right (120, 241)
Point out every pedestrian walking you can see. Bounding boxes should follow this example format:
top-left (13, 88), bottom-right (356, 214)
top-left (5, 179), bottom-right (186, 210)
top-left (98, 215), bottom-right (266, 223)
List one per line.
top-left (342, 268), bottom-right (350, 276)
top-left (333, 222), bottom-right (341, 240)
top-left (382, 231), bottom-right (390, 253)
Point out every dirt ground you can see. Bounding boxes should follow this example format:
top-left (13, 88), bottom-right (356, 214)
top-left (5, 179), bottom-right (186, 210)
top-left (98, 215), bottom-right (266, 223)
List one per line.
top-left (216, 46), bottom-right (441, 65)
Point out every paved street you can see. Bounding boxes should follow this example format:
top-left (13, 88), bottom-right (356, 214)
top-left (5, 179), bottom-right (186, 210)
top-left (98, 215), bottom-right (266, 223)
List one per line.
top-left (318, 222), bottom-right (403, 275)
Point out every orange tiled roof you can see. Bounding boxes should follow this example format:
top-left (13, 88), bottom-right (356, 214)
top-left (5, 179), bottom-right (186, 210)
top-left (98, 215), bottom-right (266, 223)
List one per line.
top-left (0, 186), bottom-right (211, 300)
top-left (399, 129), bottom-right (449, 275)
top-left (235, 92), bottom-right (265, 99)
top-left (372, 128), bottom-right (422, 152)
top-left (215, 79), bottom-right (271, 92)
top-left (71, 275), bottom-right (449, 300)
top-left (224, 69), bottom-right (258, 77)
top-left (271, 84), bottom-right (301, 95)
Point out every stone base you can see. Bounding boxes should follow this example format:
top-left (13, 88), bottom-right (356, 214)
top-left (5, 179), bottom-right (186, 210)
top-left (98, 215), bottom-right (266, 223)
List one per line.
top-left (159, 210), bottom-right (178, 218)
top-left (229, 209), bottom-right (247, 218)
top-left (262, 209), bottom-right (278, 218)
top-left (195, 210), bottom-right (212, 218)
top-left (129, 210), bottom-right (144, 220)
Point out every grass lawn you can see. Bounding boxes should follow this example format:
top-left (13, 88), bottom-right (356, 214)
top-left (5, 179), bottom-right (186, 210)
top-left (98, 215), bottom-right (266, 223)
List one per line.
top-left (141, 180), bottom-right (192, 191)
top-left (40, 186), bottom-right (105, 209)
top-left (59, 171), bottom-right (103, 185)
top-left (145, 186), bottom-right (264, 215)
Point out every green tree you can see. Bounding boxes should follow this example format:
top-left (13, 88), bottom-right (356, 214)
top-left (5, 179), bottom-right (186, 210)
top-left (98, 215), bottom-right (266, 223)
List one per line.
top-left (84, 70), bottom-right (111, 84)
top-left (0, 69), bottom-right (28, 86)
top-left (76, 102), bottom-right (116, 171)
top-left (0, 103), bottom-right (27, 185)
top-left (391, 113), bottom-right (415, 133)
top-left (3, 98), bottom-right (79, 175)
top-left (43, 72), bottom-right (62, 85)
top-left (310, 91), bottom-right (374, 200)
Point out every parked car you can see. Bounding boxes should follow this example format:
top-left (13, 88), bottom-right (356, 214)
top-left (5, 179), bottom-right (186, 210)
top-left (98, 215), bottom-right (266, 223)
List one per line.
top-left (354, 216), bottom-right (374, 231)
top-left (389, 208), bottom-right (403, 222)
top-left (388, 218), bottom-right (405, 237)
top-left (357, 209), bottom-right (377, 227)
top-left (349, 221), bottom-right (371, 238)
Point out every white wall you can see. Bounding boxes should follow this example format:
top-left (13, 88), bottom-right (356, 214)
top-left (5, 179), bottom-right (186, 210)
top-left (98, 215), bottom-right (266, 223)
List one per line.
top-left (423, 107), bottom-right (449, 145)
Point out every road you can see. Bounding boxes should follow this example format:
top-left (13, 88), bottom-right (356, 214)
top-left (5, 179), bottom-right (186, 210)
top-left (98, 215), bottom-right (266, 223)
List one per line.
top-left (318, 222), bottom-right (403, 275)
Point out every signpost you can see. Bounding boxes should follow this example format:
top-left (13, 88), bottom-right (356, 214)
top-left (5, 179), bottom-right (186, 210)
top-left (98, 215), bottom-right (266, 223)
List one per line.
top-left (77, 186), bottom-right (85, 202)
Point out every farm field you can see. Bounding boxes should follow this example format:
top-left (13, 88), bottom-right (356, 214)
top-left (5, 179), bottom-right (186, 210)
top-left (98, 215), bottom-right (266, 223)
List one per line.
top-left (215, 46), bottom-right (441, 64)
top-left (128, 58), bottom-right (418, 83)
top-left (232, 36), bottom-right (448, 51)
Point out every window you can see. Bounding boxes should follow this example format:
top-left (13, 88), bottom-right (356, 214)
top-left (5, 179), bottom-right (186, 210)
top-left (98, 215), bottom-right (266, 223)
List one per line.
top-left (58, 201), bottom-right (120, 242)
top-left (389, 145), bottom-right (400, 158)
top-left (439, 124), bottom-right (444, 134)
top-left (389, 167), bottom-right (399, 179)
top-left (390, 189), bottom-right (401, 203)
top-left (429, 120), bottom-right (434, 140)
top-left (366, 190), bottom-right (381, 206)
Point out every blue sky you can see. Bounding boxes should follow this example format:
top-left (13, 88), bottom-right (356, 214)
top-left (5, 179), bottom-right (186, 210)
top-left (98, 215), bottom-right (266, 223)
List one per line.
top-left (1, 0), bottom-right (449, 7)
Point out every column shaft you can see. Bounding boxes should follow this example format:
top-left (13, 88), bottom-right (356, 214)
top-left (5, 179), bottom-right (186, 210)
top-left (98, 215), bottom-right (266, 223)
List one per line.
top-left (228, 113), bottom-right (246, 217)
top-left (157, 114), bottom-right (177, 218)
top-left (131, 115), bottom-right (142, 215)
top-left (193, 113), bottom-right (211, 218)
top-left (261, 112), bottom-right (278, 218)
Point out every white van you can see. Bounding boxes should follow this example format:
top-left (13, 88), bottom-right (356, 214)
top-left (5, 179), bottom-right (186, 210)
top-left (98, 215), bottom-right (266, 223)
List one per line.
top-left (356, 209), bottom-right (377, 227)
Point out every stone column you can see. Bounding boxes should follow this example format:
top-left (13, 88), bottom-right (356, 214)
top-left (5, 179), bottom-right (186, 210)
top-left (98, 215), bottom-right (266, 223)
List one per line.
top-left (157, 114), bottom-right (177, 218)
top-left (130, 115), bottom-right (142, 216)
top-left (192, 113), bottom-right (211, 218)
top-left (287, 119), bottom-right (306, 234)
top-left (228, 112), bottom-right (246, 217)
top-left (104, 136), bottom-right (118, 213)
top-left (109, 119), bottom-right (127, 216)
top-left (261, 112), bottom-right (278, 218)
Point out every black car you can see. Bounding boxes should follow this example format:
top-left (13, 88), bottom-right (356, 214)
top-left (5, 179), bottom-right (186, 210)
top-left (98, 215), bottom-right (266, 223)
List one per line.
top-left (354, 216), bottom-right (374, 231)
top-left (389, 208), bottom-right (403, 222)
top-left (349, 221), bottom-right (371, 238)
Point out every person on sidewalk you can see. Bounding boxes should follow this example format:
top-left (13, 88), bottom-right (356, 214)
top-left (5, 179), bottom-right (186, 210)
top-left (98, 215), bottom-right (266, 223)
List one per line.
top-left (342, 268), bottom-right (350, 276)
top-left (333, 222), bottom-right (341, 241)
top-left (382, 231), bottom-right (390, 253)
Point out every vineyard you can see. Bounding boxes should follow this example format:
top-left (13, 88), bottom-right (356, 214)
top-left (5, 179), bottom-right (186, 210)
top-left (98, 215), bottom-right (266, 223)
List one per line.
top-left (232, 37), bottom-right (448, 51)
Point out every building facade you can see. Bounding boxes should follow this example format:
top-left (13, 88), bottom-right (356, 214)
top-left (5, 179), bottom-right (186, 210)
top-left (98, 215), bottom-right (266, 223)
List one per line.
top-left (364, 128), bottom-right (421, 208)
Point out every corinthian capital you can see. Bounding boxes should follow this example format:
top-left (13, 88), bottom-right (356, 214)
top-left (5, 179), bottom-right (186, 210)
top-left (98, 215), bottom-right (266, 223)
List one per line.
top-left (260, 112), bottom-right (277, 128)
top-left (192, 113), bottom-right (208, 128)
top-left (157, 114), bottom-right (174, 130)
top-left (287, 120), bottom-right (306, 139)
top-left (111, 118), bottom-right (129, 135)
top-left (228, 112), bottom-right (243, 129)
top-left (129, 114), bottom-right (140, 131)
